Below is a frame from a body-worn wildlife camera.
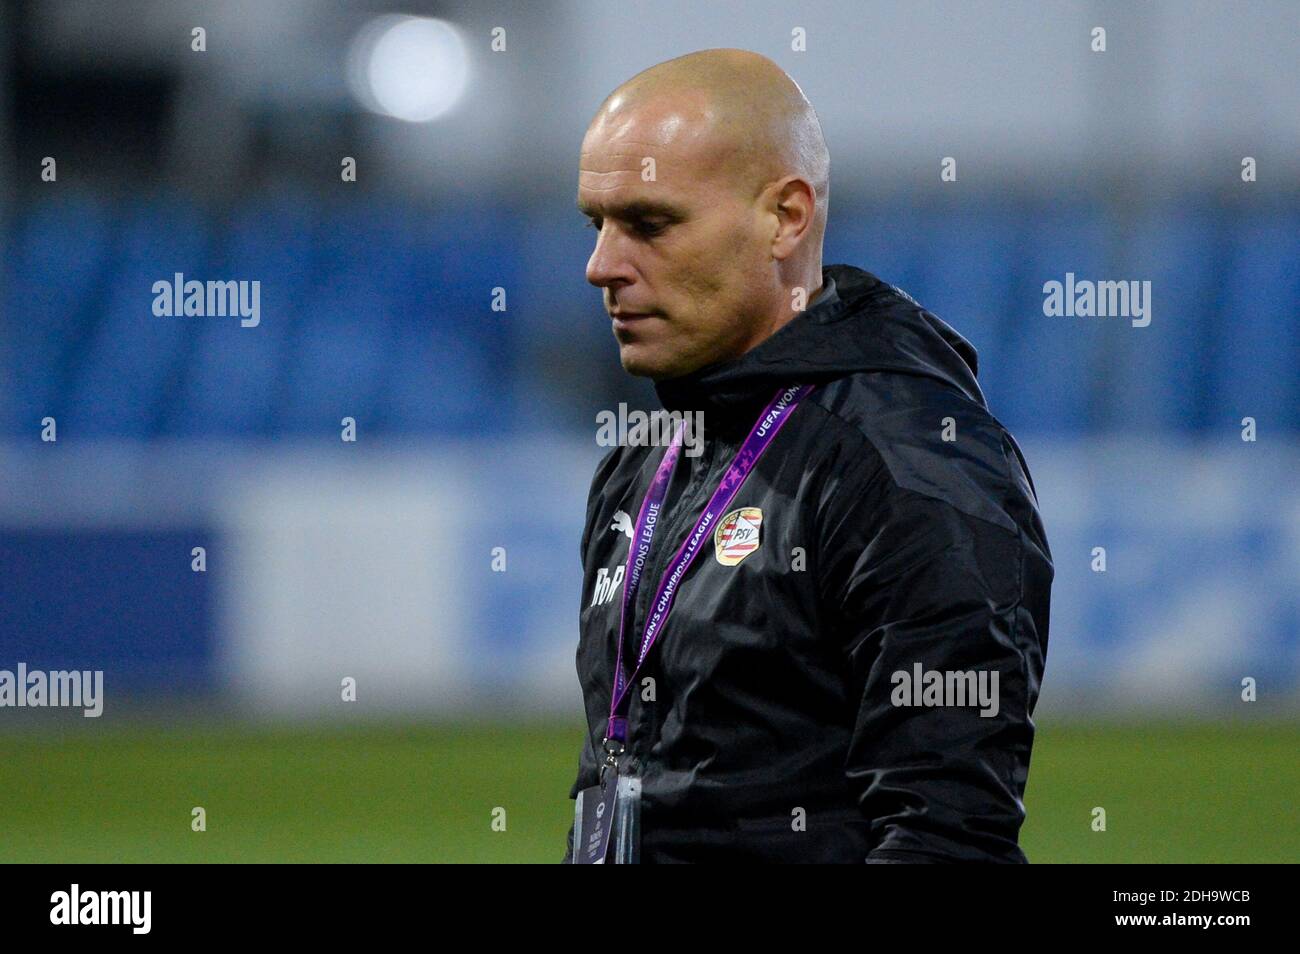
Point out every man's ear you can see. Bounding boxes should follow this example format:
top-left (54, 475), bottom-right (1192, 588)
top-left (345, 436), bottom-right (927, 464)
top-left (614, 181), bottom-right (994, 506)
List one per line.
top-left (770, 176), bottom-right (816, 261)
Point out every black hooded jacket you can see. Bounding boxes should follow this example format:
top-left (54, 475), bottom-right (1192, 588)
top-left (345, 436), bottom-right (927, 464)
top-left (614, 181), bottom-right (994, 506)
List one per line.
top-left (564, 263), bottom-right (1053, 863)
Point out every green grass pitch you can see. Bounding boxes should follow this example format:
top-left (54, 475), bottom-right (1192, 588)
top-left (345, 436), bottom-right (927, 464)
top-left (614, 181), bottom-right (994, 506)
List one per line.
top-left (1, 719), bottom-right (1294, 863)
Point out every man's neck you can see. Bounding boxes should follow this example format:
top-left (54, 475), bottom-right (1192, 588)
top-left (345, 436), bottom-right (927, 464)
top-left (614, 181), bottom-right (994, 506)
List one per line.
top-left (738, 274), bottom-right (825, 355)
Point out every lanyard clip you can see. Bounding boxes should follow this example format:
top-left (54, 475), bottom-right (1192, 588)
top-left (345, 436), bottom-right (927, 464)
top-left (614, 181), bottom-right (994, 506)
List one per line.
top-left (599, 736), bottom-right (625, 781)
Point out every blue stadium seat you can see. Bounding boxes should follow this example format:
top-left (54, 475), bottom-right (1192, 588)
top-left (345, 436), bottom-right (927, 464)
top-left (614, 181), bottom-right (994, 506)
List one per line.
top-left (6, 195), bottom-right (1294, 441)
top-left (908, 204), bottom-right (1021, 419)
top-left (61, 199), bottom-right (210, 437)
top-left (274, 201), bottom-right (518, 435)
top-left (169, 199), bottom-right (316, 436)
top-left (270, 202), bottom-right (406, 434)
top-left (996, 204), bottom-right (1108, 435)
top-left (273, 281), bottom-right (394, 435)
top-left (1104, 205), bottom-right (1221, 433)
top-left (517, 213), bottom-right (603, 340)
top-left (370, 203), bottom-right (518, 434)
top-left (374, 323), bottom-right (503, 435)
top-left (824, 201), bottom-right (927, 294)
top-left (2, 196), bottom-right (114, 435)
top-left (1206, 211), bottom-right (1300, 433)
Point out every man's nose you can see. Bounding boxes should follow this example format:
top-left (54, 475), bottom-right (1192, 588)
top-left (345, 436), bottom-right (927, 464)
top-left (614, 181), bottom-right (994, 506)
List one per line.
top-left (586, 226), bottom-right (635, 289)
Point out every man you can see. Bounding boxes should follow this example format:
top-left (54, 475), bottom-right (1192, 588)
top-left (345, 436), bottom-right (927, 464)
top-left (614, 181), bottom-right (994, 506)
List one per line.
top-left (565, 48), bottom-right (1052, 863)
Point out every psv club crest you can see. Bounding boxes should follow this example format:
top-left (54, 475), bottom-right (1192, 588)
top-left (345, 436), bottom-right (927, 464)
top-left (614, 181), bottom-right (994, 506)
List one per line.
top-left (714, 507), bottom-right (763, 566)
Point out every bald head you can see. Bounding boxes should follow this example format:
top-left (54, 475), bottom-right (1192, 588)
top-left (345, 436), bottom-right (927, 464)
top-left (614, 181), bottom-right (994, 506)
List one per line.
top-left (595, 48), bottom-right (829, 223)
top-left (579, 49), bottom-right (831, 380)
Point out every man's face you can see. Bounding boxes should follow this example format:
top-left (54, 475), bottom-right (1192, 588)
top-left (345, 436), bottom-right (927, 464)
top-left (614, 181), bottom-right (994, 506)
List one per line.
top-left (578, 99), bottom-right (775, 380)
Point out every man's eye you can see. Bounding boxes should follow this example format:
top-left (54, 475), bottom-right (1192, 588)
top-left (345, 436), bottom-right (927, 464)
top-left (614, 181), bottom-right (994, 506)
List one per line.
top-left (584, 220), bottom-right (600, 230)
top-left (634, 221), bottom-right (666, 237)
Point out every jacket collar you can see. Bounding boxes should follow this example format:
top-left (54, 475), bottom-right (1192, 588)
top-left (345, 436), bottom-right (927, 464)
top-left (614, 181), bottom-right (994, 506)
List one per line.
top-left (653, 270), bottom-right (844, 423)
top-left (652, 263), bottom-right (985, 430)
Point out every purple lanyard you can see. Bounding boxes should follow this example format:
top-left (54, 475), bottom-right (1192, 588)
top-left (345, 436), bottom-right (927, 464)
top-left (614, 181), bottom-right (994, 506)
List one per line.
top-left (605, 384), bottom-right (814, 745)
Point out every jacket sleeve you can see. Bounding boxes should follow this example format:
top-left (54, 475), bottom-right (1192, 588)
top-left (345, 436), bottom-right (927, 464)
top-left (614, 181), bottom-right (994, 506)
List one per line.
top-left (817, 433), bottom-right (1052, 863)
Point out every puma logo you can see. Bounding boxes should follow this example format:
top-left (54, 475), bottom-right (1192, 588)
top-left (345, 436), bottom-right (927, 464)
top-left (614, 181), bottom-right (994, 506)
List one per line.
top-left (610, 510), bottom-right (634, 540)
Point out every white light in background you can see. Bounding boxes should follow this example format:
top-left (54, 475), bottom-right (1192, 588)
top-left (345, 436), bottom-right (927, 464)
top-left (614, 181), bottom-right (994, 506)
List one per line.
top-left (346, 15), bottom-right (470, 123)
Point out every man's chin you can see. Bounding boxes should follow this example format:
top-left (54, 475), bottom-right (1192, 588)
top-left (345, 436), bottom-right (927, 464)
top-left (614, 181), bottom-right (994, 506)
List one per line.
top-left (618, 345), bottom-right (698, 381)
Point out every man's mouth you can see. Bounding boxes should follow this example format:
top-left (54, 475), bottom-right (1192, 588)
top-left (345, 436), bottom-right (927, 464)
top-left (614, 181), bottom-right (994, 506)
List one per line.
top-left (611, 310), bottom-right (656, 332)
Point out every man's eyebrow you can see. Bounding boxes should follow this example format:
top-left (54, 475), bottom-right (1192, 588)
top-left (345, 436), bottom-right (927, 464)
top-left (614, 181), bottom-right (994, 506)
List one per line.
top-left (576, 198), bottom-right (686, 221)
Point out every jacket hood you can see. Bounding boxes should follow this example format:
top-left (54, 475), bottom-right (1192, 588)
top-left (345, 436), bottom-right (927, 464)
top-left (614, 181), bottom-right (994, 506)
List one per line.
top-left (654, 264), bottom-right (985, 418)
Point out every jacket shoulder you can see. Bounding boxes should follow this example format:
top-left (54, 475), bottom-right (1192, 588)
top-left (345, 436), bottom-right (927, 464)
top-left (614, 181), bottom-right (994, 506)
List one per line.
top-left (808, 372), bottom-right (1027, 535)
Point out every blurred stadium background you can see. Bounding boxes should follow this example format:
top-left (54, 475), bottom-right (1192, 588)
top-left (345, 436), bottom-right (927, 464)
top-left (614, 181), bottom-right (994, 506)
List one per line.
top-left (0, 1), bottom-right (1297, 862)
